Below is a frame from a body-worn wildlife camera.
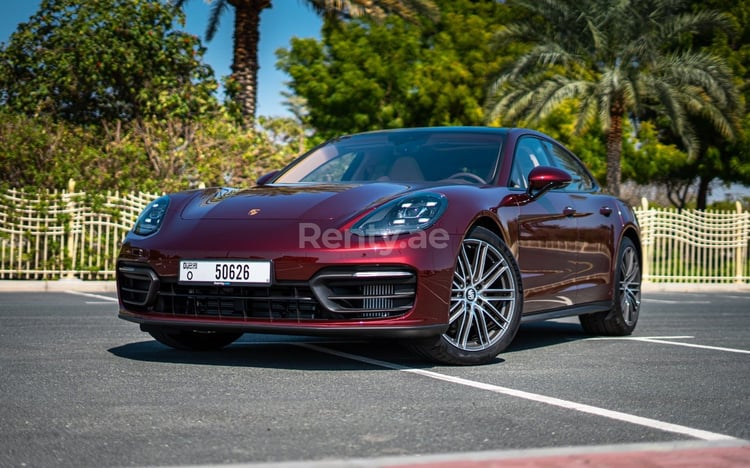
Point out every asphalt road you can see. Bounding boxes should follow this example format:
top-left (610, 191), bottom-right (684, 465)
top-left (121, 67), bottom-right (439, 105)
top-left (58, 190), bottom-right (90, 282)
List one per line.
top-left (0, 290), bottom-right (748, 467)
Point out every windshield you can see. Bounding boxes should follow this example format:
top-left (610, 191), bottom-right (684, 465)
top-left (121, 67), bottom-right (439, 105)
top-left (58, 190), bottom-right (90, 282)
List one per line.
top-left (275, 130), bottom-right (505, 185)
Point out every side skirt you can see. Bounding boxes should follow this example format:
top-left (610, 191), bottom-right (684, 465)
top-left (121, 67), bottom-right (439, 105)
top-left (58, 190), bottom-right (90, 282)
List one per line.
top-left (520, 301), bottom-right (611, 323)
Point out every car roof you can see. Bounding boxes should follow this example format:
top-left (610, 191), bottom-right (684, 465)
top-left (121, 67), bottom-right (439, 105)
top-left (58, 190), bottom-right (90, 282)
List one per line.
top-left (331, 127), bottom-right (558, 144)
top-left (341, 126), bottom-right (510, 137)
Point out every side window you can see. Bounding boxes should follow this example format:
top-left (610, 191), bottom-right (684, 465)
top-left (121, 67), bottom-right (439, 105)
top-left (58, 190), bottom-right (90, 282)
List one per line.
top-left (509, 137), bottom-right (551, 189)
top-left (542, 141), bottom-right (595, 192)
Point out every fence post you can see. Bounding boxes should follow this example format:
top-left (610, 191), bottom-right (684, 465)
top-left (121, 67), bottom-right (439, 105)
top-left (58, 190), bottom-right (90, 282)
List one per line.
top-left (640, 197), bottom-right (651, 283)
top-left (736, 201), bottom-right (746, 284)
top-left (65, 179), bottom-right (77, 280)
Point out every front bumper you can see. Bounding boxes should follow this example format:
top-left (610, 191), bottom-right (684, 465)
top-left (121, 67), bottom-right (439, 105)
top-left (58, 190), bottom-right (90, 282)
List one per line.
top-left (116, 214), bottom-right (462, 338)
top-left (119, 263), bottom-right (418, 320)
top-left (117, 253), bottom-right (457, 339)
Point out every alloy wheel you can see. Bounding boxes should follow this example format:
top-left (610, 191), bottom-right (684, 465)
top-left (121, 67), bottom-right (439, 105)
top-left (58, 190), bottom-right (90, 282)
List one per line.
top-left (446, 237), bottom-right (518, 351)
top-left (619, 244), bottom-right (641, 326)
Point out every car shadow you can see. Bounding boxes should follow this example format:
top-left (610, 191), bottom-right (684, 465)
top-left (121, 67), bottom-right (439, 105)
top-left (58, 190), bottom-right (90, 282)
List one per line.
top-left (508, 320), bottom-right (589, 353)
top-left (108, 336), bottom-right (443, 371)
top-left (108, 320), bottom-right (589, 370)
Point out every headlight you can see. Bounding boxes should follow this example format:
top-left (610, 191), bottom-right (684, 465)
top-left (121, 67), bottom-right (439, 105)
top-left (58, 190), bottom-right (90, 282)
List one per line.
top-left (351, 193), bottom-right (447, 237)
top-left (133, 196), bottom-right (170, 236)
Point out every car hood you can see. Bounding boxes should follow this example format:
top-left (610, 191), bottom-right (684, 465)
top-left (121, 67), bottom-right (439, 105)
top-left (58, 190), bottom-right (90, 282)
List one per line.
top-left (179, 183), bottom-right (422, 223)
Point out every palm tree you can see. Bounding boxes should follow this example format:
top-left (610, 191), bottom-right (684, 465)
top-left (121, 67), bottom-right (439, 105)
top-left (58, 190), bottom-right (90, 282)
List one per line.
top-left (173, 0), bottom-right (438, 124)
top-left (485, 0), bottom-right (741, 197)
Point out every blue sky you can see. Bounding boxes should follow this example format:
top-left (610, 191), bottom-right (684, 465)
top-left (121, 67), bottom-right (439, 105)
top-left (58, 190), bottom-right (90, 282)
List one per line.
top-left (0, 1), bottom-right (322, 117)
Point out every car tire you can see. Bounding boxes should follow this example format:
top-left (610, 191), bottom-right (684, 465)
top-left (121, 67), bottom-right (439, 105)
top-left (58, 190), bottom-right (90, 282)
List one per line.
top-left (148, 328), bottom-right (243, 351)
top-left (579, 237), bottom-right (641, 335)
top-left (412, 226), bottom-right (523, 365)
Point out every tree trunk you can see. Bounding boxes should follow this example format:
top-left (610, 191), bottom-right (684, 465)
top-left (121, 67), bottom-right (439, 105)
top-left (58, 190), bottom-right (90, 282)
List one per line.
top-left (696, 175), bottom-right (711, 210)
top-left (605, 100), bottom-right (625, 197)
top-left (230, 0), bottom-right (271, 125)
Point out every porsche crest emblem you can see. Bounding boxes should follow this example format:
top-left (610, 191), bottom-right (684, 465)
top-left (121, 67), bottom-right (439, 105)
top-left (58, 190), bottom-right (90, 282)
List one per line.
top-left (248, 208), bottom-right (261, 216)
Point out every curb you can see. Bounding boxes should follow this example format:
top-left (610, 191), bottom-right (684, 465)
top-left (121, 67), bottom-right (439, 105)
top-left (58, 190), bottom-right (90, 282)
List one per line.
top-left (0, 279), bottom-right (116, 293)
top-left (158, 440), bottom-right (750, 468)
top-left (641, 282), bottom-right (750, 292)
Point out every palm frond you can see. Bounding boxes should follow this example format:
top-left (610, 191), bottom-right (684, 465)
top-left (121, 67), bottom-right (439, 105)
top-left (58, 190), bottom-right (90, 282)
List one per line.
top-left (206, 0), bottom-right (229, 41)
top-left (487, 74), bottom-right (594, 129)
top-left (306, 0), bottom-right (439, 23)
top-left (644, 76), bottom-right (699, 157)
top-left (657, 10), bottom-right (732, 45)
top-left (576, 88), bottom-right (600, 134)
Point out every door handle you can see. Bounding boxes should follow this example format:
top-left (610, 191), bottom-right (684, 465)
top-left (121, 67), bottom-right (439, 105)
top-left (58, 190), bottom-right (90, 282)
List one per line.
top-left (600, 206), bottom-right (613, 217)
top-left (563, 206), bottom-right (576, 217)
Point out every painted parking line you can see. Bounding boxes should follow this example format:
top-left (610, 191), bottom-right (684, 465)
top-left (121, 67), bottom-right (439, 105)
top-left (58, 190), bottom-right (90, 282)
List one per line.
top-left (642, 298), bottom-right (712, 304)
top-left (65, 291), bottom-right (118, 302)
top-left (588, 336), bottom-right (750, 355)
top-left (298, 343), bottom-right (739, 443)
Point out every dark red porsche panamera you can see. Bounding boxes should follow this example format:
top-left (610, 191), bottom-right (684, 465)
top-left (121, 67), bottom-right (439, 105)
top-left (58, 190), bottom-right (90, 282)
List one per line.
top-left (117, 127), bottom-right (641, 365)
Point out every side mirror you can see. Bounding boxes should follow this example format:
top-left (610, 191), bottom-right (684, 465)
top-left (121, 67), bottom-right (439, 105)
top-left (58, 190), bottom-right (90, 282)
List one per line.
top-left (256, 170), bottom-right (280, 186)
top-left (527, 166), bottom-right (571, 199)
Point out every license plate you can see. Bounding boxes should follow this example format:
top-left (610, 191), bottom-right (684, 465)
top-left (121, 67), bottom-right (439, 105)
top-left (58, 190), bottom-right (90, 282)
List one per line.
top-left (179, 260), bottom-right (271, 285)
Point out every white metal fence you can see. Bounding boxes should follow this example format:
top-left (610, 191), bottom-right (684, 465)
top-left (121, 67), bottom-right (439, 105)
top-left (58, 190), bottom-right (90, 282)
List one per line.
top-left (0, 184), bottom-right (158, 280)
top-left (634, 198), bottom-right (750, 284)
top-left (1, 188), bottom-right (748, 283)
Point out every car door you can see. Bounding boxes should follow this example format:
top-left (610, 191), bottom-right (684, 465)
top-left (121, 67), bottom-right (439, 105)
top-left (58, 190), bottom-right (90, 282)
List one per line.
top-left (510, 136), bottom-right (581, 314)
top-left (542, 140), bottom-right (614, 305)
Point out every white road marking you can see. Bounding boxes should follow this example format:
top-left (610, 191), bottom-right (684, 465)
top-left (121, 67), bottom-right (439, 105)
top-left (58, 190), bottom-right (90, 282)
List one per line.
top-left (65, 291), bottom-right (118, 302)
top-left (642, 298), bottom-right (711, 304)
top-left (589, 336), bottom-right (750, 355)
top-left (298, 343), bottom-right (739, 442)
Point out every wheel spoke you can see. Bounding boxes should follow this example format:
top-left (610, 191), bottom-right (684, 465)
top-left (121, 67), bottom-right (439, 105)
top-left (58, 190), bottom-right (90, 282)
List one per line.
top-left (478, 263), bottom-right (508, 290)
top-left (624, 299), bottom-right (634, 323)
top-left (477, 297), bottom-right (509, 330)
top-left (449, 298), bottom-right (465, 319)
top-left (622, 286), bottom-right (640, 321)
top-left (457, 307), bottom-right (475, 348)
top-left (454, 245), bottom-right (471, 288)
top-left (470, 242), bottom-right (486, 283)
top-left (474, 305), bottom-right (491, 346)
top-left (621, 250), bottom-right (632, 279)
top-left (481, 287), bottom-right (516, 300)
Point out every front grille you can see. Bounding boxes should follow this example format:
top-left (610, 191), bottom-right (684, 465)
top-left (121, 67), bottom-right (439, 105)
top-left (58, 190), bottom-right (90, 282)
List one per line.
top-left (118, 266), bottom-right (159, 307)
top-left (364, 284), bottom-right (396, 310)
top-left (117, 264), bottom-right (417, 321)
top-left (155, 282), bottom-right (319, 319)
top-left (118, 264), bottom-right (320, 319)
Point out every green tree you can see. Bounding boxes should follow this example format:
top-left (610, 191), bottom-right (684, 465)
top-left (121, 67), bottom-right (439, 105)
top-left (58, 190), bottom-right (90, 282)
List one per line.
top-left (125, 113), bottom-right (294, 191)
top-left (685, 0), bottom-right (750, 209)
top-left (276, 0), bottom-right (509, 139)
top-left (173, 0), bottom-right (438, 124)
top-left (0, 107), bottom-right (300, 192)
top-left (0, 110), bottom-right (100, 189)
top-left (0, 0), bottom-right (218, 124)
top-left (485, 0), bottom-right (742, 197)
